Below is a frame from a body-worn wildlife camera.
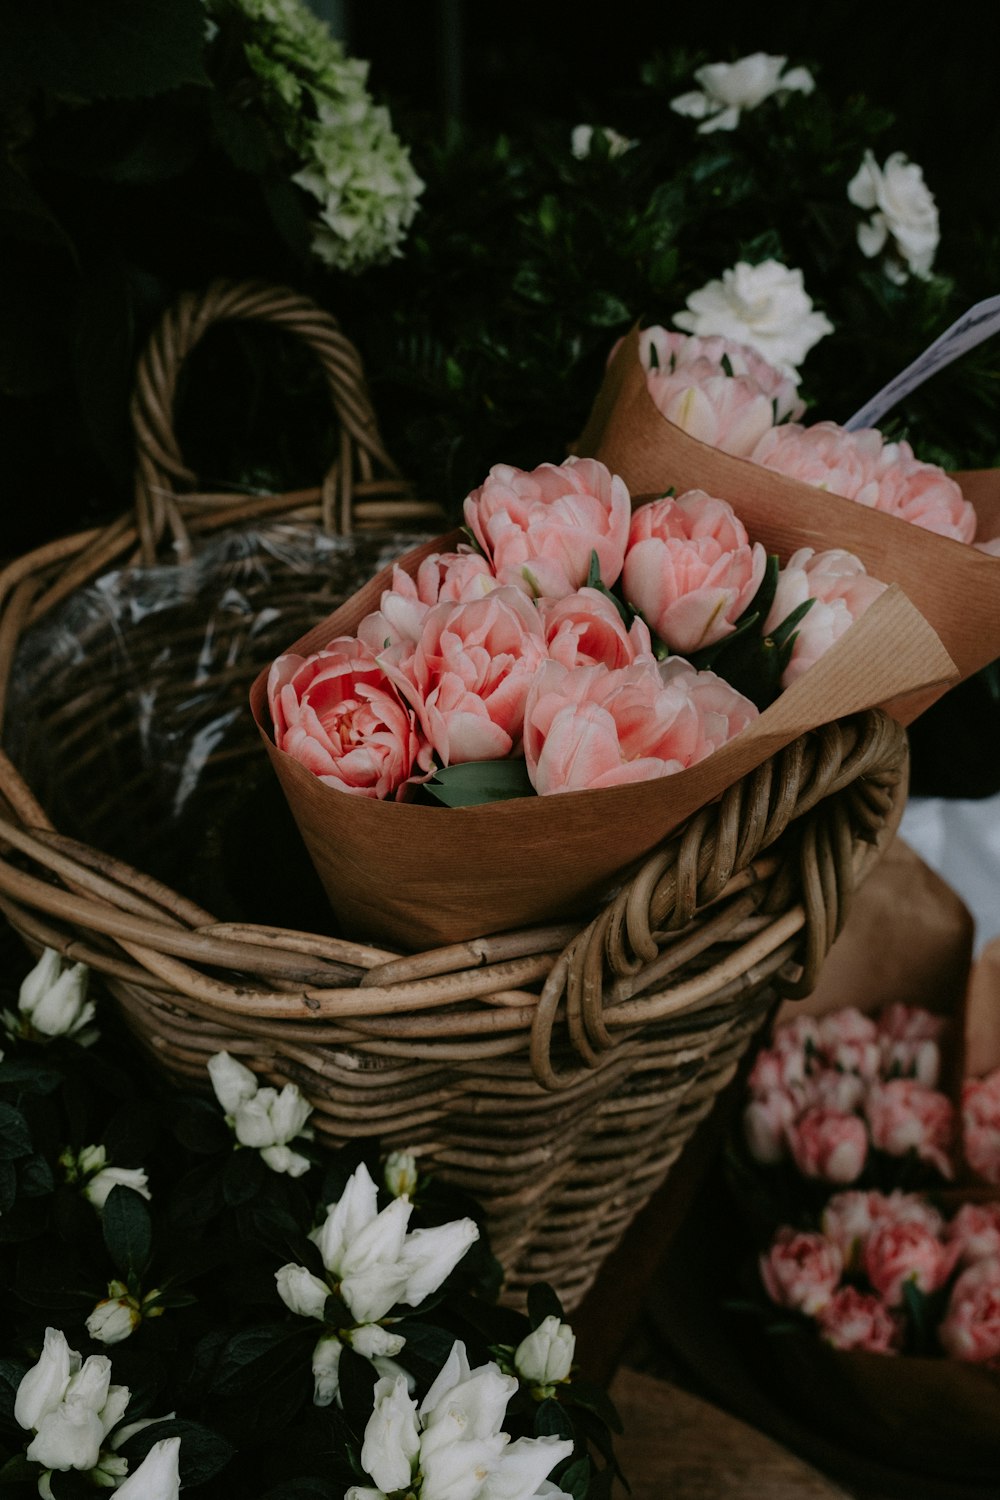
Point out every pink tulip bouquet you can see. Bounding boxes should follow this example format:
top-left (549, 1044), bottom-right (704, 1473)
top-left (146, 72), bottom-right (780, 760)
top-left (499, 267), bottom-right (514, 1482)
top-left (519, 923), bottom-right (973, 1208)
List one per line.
top-left (582, 325), bottom-right (1000, 715)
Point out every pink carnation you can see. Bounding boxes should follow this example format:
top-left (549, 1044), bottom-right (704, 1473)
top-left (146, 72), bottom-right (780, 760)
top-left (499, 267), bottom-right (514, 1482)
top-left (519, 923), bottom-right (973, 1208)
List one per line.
top-left (863, 1220), bottom-right (959, 1307)
top-left (939, 1258), bottom-right (1000, 1363)
top-left (865, 1078), bottom-right (956, 1178)
top-left (764, 549), bottom-right (887, 687)
top-left (621, 490), bottom-right (767, 654)
top-left (787, 1106), bottom-right (868, 1184)
top-left (816, 1287), bottom-right (901, 1354)
top-left (962, 1072), bottom-right (1000, 1184)
top-left (760, 1228), bottom-right (842, 1315)
top-left (463, 457), bottom-right (631, 599)
top-left (267, 637), bottom-right (429, 800)
top-left (750, 421), bottom-right (976, 543)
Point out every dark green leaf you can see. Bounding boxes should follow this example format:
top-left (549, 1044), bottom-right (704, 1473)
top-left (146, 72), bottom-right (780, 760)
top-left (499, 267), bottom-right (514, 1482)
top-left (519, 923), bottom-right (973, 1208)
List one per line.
top-left (527, 1283), bottom-right (564, 1328)
top-left (0, 1359), bottom-right (26, 1421)
top-left (425, 759), bottom-right (535, 808)
top-left (19, 1155), bottom-right (55, 1198)
top-left (558, 1456), bottom-right (593, 1500)
top-left (212, 1324), bottom-right (313, 1396)
top-left (102, 1184), bottom-right (152, 1282)
top-left (534, 1397), bottom-right (574, 1440)
top-left (0, 1104), bottom-right (32, 1160)
top-left (117, 1418), bottom-right (234, 1487)
top-left (0, 1161), bottom-right (15, 1214)
top-left (0, 1454), bottom-right (38, 1485)
top-left (563, 1377), bottom-right (623, 1433)
top-left (0, 1062), bottom-right (62, 1094)
top-left (767, 596), bottom-right (815, 650)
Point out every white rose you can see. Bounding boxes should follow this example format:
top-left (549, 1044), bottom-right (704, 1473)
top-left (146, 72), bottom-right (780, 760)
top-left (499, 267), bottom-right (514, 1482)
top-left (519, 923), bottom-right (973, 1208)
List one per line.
top-left (848, 150), bottom-right (939, 282)
top-left (671, 52), bottom-right (814, 133)
top-left (114, 1436), bottom-right (182, 1500)
top-left (674, 260), bottom-right (832, 377)
top-left (514, 1315), bottom-right (576, 1387)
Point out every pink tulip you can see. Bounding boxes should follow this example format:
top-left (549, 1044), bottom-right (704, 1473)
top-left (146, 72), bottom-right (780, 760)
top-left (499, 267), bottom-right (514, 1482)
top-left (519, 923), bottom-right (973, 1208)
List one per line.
top-left (621, 490), bottom-right (767, 654)
top-left (940, 1258), bottom-right (1000, 1362)
top-left (636, 327), bottom-right (804, 423)
top-left (816, 1287), bottom-right (901, 1353)
top-left (962, 1071), bottom-right (1000, 1184)
top-left (539, 588), bottom-right (653, 670)
top-left (865, 1079), bottom-right (956, 1178)
top-left (463, 457), bottom-right (631, 599)
top-left (863, 1220), bottom-right (958, 1307)
top-left (760, 1228), bottom-right (842, 1315)
top-left (786, 1106), bottom-right (868, 1184)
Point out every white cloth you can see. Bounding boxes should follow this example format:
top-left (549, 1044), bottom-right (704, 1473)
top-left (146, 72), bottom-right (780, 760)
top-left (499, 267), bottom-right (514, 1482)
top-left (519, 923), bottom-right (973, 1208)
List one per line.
top-left (900, 793), bottom-right (1000, 953)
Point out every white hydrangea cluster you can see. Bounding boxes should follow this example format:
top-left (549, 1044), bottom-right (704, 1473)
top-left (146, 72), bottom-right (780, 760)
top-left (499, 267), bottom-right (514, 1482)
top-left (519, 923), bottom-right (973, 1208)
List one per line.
top-left (219, 0), bottom-right (423, 273)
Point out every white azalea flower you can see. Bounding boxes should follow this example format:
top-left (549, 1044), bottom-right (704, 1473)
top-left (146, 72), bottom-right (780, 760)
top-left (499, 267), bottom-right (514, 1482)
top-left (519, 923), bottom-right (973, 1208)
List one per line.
top-left (275, 1161), bottom-right (479, 1405)
top-left (353, 1347), bottom-right (575, 1500)
top-left (84, 1163), bottom-right (151, 1213)
top-left (514, 1316), bottom-right (576, 1390)
top-left (671, 52), bottom-right (814, 133)
top-left (674, 260), bottom-right (832, 377)
top-left (114, 1436), bottom-right (182, 1499)
top-left (9, 948), bottom-right (96, 1042)
top-left (570, 124), bottom-right (636, 159)
top-left (15, 1328), bottom-right (130, 1477)
top-left (208, 1051), bottom-right (314, 1176)
top-left (847, 150), bottom-right (939, 282)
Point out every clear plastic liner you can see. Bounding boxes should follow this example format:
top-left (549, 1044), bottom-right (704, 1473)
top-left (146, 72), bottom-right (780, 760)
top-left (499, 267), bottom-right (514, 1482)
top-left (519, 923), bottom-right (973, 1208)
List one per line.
top-left (6, 522), bottom-right (428, 926)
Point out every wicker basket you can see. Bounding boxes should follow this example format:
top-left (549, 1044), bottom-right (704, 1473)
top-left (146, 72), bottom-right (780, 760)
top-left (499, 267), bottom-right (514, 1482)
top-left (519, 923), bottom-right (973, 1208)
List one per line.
top-left (0, 279), bottom-right (909, 1311)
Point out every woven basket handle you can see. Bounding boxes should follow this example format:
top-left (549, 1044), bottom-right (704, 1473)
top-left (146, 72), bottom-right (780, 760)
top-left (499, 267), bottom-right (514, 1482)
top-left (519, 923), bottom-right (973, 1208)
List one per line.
top-left (130, 278), bottom-right (443, 564)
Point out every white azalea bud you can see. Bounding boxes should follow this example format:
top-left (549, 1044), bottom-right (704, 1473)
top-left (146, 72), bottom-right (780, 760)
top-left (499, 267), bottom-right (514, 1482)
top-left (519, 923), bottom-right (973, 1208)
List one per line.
top-left (207, 1051), bottom-right (258, 1114)
top-left (514, 1316), bottom-right (576, 1387)
top-left (86, 1293), bottom-right (140, 1346)
top-left (76, 1144), bottom-right (107, 1178)
top-left (275, 1263), bottom-right (330, 1321)
top-left (345, 1489), bottom-right (388, 1500)
top-left (91, 1450), bottom-right (129, 1487)
top-left (268, 1083), bottom-right (313, 1143)
top-left (361, 1375), bottom-right (420, 1496)
top-left (115, 1436), bottom-right (182, 1500)
top-left (346, 1324), bottom-right (407, 1360)
top-left (311, 1335), bottom-right (343, 1407)
top-left (14, 1327), bottom-right (75, 1432)
top-left (19, 950), bottom-right (94, 1039)
top-left (62, 1353), bottom-right (113, 1417)
top-left (232, 1091), bottom-right (282, 1149)
top-left (83, 1165), bottom-right (151, 1212)
top-left (383, 1150), bottom-right (419, 1199)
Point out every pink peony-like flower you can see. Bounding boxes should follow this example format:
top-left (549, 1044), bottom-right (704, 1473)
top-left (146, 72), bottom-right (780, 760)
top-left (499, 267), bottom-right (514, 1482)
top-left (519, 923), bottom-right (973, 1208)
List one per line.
top-left (750, 422), bottom-right (977, 542)
top-left (268, 637), bottom-right (428, 799)
top-left (621, 490), bottom-right (767, 654)
top-left (865, 1078), bottom-right (956, 1178)
top-left (863, 1219), bottom-right (958, 1307)
top-left (760, 1228), bottom-right (842, 1315)
top-left (379, 588), bottom-right (548, 767)
top-left (962, 1072), bottom-right (1000, 1184)
top-left (816, 1287), bottom-right (901, 1354)
top-left (877, 1003), bottom-right (945, 1086)
top-left (764, 548), bottom-right (887, 687)
top-left (463, 457), bottom-right (631, 599)
top-left (803, 1067), bottom-right (867, 1115)
top-left (939, 1257), bottom-right (1000, 1363)
top-left (822, 1190), bottom-right (943, 1266)
top-left (743, 1089), bottom-right (799, 1165)
top-left (539, 589), bottom-right (653, 670)
top-left (947, 1202), bottom-right (1000, 1267)
top-left (523, 657), bottom-right (756, 796)
top-left (748, 1041), bottom-right (809, 1097)
top-left (356, 567), bottom-right (431, 652)
top-left (786, 1106), bottom-right (868, 1184)
top-left (815, 1006), bottom-right (883, 1078)
top-left (637, 328), bottom-right (805, 423)
top-left (645, 363), bottom-right (778, 459)
top-left (415, 549), bottom-right (499, 605)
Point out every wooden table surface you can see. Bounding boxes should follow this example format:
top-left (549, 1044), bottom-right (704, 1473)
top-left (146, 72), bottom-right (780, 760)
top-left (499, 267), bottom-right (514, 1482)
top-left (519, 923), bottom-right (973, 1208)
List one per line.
top-left (610, 1367), bottom-right (852, 1500)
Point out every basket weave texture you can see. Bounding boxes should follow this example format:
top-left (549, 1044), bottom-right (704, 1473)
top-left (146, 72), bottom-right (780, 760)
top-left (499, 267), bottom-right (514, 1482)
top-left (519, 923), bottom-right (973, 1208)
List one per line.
top-left (0, 280), bottom-right (908, 1310)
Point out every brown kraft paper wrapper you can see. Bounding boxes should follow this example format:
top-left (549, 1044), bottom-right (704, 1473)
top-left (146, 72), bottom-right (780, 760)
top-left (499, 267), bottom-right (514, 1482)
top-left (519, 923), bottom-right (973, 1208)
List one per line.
top-left (250, 527), bottom-right (955, 951)
top-left (577, 326), bottom-right (1000, 724)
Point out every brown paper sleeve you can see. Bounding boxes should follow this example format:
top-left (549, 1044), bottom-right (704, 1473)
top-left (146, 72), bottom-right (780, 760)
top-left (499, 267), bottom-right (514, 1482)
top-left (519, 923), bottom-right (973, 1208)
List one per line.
top-left (251, 533), bottom-right (955, 950)
top-left (578, 328), bottom-right (1000, 723)
top-left (964, 936), bottom-right (1000, 1079)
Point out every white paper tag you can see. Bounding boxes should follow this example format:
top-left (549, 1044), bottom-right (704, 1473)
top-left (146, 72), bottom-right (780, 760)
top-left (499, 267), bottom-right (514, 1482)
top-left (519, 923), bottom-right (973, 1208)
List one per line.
top-left (844, 293), bottom-right (1000, 431)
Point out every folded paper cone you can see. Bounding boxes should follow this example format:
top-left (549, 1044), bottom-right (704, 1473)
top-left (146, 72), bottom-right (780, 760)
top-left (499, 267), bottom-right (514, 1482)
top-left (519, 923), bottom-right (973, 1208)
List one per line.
top-left (578, 327), bottom-right (1000, 724)
top-left (250, 530), bottom-right (955, 950)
